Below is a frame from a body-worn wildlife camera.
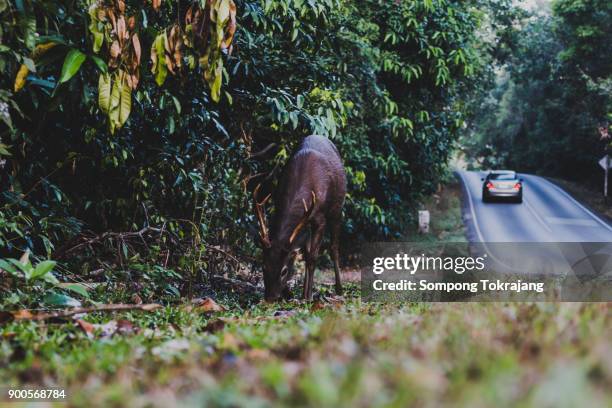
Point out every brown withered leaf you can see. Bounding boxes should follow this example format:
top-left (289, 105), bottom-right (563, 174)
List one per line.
top-left (132, 34), bottom-right (141, 64)
top-left (117, 16), bottom-right (127, 42)
top-left (127, 16), bottom-right (136, 30)
top-left (202, 318), bottom-right (226, 333)
top-left (110, 41), bottom-right (121, 58)
top-left (221, 0), bottom-right (237, 51)
top-left (117, 0), bottom-right (125, 13)
top-left (108, 8), bottom-right (117, 33)
top-left (169, 25), bottom-right (182, 69)
top-left (76, 319), bottom-right (95, 338)
top-left (311, 301), bottom-right (328, 312)
top-left (194, 297), bottom-right (226, 313)
top-left (152, 0), bottom-right (161, 11)
top-left (116, 319), bottom-right (137, 335)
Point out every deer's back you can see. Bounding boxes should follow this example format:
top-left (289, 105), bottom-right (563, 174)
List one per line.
top-left (278, 135), bottom-right (346, 217)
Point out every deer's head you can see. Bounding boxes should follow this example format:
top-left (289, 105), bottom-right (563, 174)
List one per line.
top-left (254, 185), bottom-right (315, 301)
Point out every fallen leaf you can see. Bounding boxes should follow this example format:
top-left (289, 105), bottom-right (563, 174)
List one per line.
top-left (116, 319), bottom-right (137, 335)
top-left (311, 301), bottom-right (327, 311)
top-left (12, 310), bottom-right (35, 321)
top-left (76, 319), bottom-right (95, 337)
top-left (194, 297), bottom-right (226, 313)
top-left (202, 318), bottom-right (226, 333)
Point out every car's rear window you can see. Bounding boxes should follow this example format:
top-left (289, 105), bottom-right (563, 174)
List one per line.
top-left (489, 173), bottom-right (515, 180)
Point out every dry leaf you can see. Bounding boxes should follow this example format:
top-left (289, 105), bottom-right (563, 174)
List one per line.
top-left (116, 319), bottom-right (137, 335)
top-left (132, 34), bottom-right (141, 64)
top-left (110, 41), bottom-right (121, 58)
top-left (202, 318), bottom-right (226, 333)
top-left (76, 319), bottom-right (95, 338)
top-left (194, 297), bottom-right (226, 313)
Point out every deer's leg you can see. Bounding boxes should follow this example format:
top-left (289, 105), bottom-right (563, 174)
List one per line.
top-left (282, 257), bottom-right (297, 300)
top-left (330, 216), bottom-right (343, 296)
top-left (304, 219), bottom-right (326, 301)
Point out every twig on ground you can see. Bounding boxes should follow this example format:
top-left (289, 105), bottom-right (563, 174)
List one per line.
top-left (0, 303), bottom-right (162, 323)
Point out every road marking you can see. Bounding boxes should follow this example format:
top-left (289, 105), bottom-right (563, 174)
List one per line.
top-left (537, 177), bottom-right (612, 233)
top-left (456, 171), bottom-right (485, 242)
top-left (524, 198), bottom-right (552, 233)
top-left (544, 217), bottom-right (599, 227)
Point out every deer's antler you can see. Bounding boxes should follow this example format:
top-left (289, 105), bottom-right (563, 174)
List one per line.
top-left (253, 184), bottom-right (272, 248)
top-left (289, 191), bottom-right (317, 244)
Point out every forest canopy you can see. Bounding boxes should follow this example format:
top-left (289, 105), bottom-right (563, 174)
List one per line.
top-left (463, 0), bottom-right (612, 179)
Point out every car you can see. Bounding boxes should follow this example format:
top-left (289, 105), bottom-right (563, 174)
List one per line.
top-left (481, 170), bottom-right (523, 203)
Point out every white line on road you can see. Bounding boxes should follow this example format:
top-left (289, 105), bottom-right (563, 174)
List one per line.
top-left (456, 171), bottom-right (485, 242)
top-left (524, 198), bottom-right (552, 233)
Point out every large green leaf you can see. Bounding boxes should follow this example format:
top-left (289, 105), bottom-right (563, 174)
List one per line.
top-left (7, 258), bottom-right (31, 279)
top-left (62, 283), bottom-right (90, 298)
top-left (118, 78), bottom-right (131, 127)
top-left (30, 260), bottom-right (56, 280)
top-left (210, 61), bottom-right (223, 103)
top-left (152, 33), bottom-right (168, 86)
top-left (91, 55), bottom-right (108, 73)
top-left (98, 73), bottom-right (111, 114)
top-left (0, 259), bottom-right (18, 276)
top-left (43, 293), bottom-right (81, 307)
top-left (59, 49), bottom-right (86, 83)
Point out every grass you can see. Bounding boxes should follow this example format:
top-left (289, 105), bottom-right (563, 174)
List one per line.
top-left (1, 181), bottom-right (611, 407)
top-left (402, 179), bottom-right (466, 242)
top-left (1, 301), bottom-right (610, 407)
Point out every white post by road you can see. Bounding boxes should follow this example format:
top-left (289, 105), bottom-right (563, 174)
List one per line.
top-left (599, 155), bottom-right (610, 202)
top-left (606, 155), bottom-right (609, 202)
top-left (418, 210), bottom-right (430, 233)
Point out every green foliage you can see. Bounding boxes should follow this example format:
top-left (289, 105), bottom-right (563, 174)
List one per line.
top-left (464, 1), bottom-right (612, 180)
top-left (0, 250), bottom-right (88, 308)
top-left (0, 0), bottom-right (510, 301)
top-left (1, 300), bottom-right (610, 406)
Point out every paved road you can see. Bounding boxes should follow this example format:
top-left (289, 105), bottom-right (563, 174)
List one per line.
top-left (457, 170), bottom-right (612, 242)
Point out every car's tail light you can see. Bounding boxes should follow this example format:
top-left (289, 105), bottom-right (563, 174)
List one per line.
top-left (513, 183), bottom-right (521, 190)
top-left (486, 182), bottom-right (494, 190)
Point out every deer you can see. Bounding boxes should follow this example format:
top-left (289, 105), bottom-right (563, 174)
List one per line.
top-left (253, 135), bottom-right (347, 302)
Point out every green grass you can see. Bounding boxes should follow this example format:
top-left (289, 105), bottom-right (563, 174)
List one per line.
top-left (1, 301), bottom-right (611, 407)
top-left (1, 181), bottom-right (611, 407)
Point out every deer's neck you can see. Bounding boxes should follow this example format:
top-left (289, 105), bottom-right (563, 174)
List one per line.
top-left (271, 200), bottom-right (309, 248)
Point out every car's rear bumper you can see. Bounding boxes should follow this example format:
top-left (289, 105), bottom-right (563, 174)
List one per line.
top-left (488, 190), bottom-right (521, 197)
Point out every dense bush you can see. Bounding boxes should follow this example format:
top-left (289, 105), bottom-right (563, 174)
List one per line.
top-left (0, 0), bottom-right (509, 298)
top-left (463, 0), bottom-right (611, 180)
